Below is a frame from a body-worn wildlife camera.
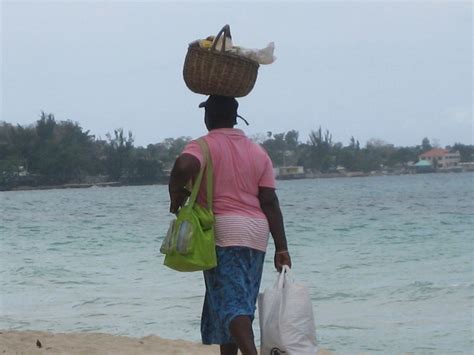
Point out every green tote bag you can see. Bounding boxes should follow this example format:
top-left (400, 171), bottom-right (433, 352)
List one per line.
top-left (161, 139), bottom-right (217, 272)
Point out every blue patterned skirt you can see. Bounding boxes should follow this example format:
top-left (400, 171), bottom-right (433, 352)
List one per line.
top-left (201, 246), bottom-right (265, 345)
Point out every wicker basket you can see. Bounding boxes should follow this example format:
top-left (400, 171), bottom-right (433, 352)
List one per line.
top-left (183, 25), bottom-right (259, 98)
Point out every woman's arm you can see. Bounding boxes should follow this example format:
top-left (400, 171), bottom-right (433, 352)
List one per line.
top-left (168, 153), bottom-right (200, 214)
top-left (258, 187), bottom-right (292, 271)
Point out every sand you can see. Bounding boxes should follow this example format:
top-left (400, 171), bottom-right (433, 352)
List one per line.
top-left (0, 330), bottom-right (333, 354)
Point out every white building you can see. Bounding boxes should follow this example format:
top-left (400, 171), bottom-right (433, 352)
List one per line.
top-left (419, 149), bottom-right (460, 169)
top-left (274, 166), bottom-right (305, 179)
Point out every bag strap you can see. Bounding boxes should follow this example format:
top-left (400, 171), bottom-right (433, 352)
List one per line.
top-left (198, 139), bottom-right (213, 211)
top-left (275, 265), bottom-right (292, 289)
top-left (188, 138), bottom-right (213, 211)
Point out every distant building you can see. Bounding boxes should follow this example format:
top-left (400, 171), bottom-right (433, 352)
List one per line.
top-left (18, 166), bottom-right (28, 177)
top-left (459, 162), bottom-right (474, 171)
top-left (412, 159), bottom-right (434, 173)
top-left (419, 148), bottom-right (460, 169)
top-left (274, 166), bottom-right (305, 179)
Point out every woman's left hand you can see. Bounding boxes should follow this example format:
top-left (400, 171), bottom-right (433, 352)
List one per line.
top-left (169, 188), bottom-right (190, 214)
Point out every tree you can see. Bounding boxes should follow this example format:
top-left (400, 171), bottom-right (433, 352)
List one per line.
top-left (127, 147), bottom-right (164, 184)
top-left (421, 137), bottom-right (432, 152)
top-left (284, 130), bottom-right (299, 151)
top-left (262, 132), bottom-right (287, 166)
top-left (53, 120), bottom-right (98, 181)
top-left (452, 143), bottom-right (474, 162)
top-left (389, 146), bottom-right (419, 167)
top-left (2, 113), bottom-right (471, 190)
top-left (36, 112), bottom-right (56, 142)
top-left (105, 128), bottom-right (134, 181)
top-left (305, 127), bottom-right (333, 172)
top-left (338, 136), bottom-right (362, 171)
top-left (364, 139), bottom-right (397, 170)
top-left (150, 136), bottom-right (192, 169)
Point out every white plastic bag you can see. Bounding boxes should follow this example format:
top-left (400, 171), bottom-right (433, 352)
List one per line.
top-left (229, 42), bottom-right (277, 65)
top-left (258, 265), bottom-right (318, 355)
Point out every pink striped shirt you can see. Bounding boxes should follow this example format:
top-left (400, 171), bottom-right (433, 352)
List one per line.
top-left (181, 128), bottom-right (275, 252)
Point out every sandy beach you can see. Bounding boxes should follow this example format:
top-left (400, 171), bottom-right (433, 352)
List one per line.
top-left (0, 330), bottom-right (219, 355)
top-left (0, 330), bottom-right (333, 354)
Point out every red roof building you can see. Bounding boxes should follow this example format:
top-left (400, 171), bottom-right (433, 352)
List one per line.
top-left (419, 148), bottom-right (460, 168)
top-left (419, 148), bottom-right (449, 159)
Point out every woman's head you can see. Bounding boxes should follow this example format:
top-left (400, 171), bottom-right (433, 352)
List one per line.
top-left (199, 95), bottom-right (239, 130)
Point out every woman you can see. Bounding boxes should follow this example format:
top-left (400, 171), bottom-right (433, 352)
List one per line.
top-left (169, 95), bottom-right (291, 355)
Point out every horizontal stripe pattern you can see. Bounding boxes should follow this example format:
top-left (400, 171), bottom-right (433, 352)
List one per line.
top-left (214, 215), bottom-right (270, 252)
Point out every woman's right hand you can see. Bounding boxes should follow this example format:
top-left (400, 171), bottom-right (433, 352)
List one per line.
top-left (274, 250), bottom-right (292, 272)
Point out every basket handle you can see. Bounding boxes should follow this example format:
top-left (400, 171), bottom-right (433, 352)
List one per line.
top-left (210, 24), bottom-right (232, 53)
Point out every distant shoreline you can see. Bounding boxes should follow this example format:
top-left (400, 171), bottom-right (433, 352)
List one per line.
top-left (2, 170), bottom-right (472, 192)
top-left (3, 181), bottom-right (123, 192)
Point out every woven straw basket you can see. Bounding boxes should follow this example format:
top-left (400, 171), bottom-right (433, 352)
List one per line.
top-left (183, 25), bottom-right (259, 98)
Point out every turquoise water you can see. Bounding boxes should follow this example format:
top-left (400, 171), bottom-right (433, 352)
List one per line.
top-left (1, 173), bottom-right (473, 353)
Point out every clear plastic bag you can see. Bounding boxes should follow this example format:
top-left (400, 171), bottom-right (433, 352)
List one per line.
top-left (160, 220), bottom-right (175, 254)
top-left (175, 220), bottom-right (194, 254)
top-left (160, 219), bottom-right (194, 255)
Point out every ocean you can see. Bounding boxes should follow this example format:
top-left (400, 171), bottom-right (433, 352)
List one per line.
top-left (1, 173), bottom-right (473, 353)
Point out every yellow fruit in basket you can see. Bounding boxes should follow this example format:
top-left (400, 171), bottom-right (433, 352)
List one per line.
top-left (199, 39), bottom-right (213, 49)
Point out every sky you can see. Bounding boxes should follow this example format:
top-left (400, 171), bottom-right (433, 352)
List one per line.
top-left (1, 0), bottom-right (472, 148)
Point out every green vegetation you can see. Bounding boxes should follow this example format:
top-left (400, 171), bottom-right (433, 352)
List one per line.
top-left (261, 129), bottom-right (473, 174)
top-left (1, 113), bottom-right (473, 190)
top-left (0, 113), bottom-right (189, 189)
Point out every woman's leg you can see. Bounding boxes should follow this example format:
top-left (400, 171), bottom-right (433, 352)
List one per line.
top-left (220, 343), bottom-right (238, 355)
top-left (229, 315), bottom-right (258, 355)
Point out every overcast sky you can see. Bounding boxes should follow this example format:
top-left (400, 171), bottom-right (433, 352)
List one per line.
top-left (1, 0), bottom-right (472, 147)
